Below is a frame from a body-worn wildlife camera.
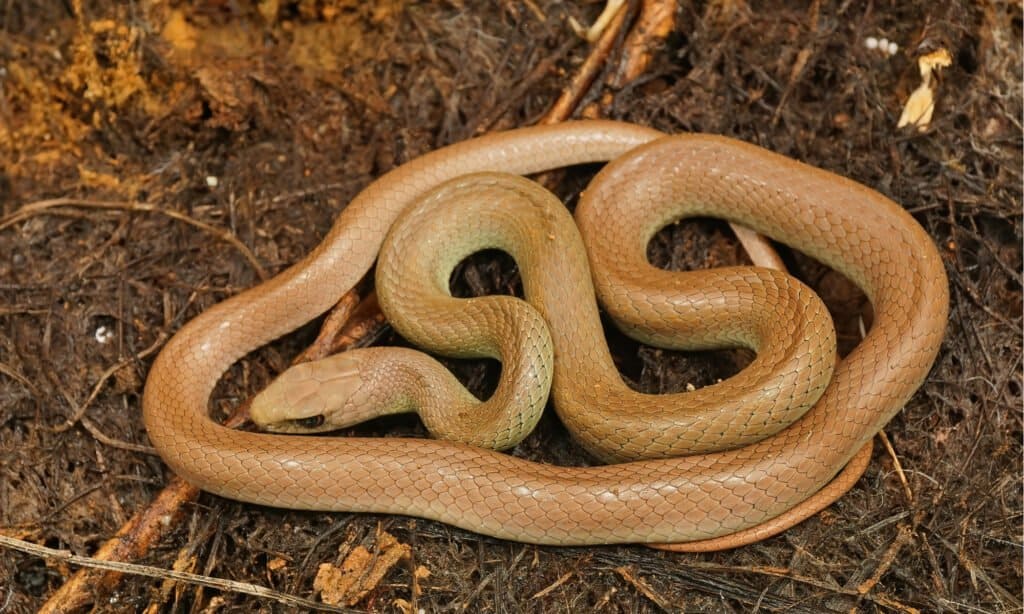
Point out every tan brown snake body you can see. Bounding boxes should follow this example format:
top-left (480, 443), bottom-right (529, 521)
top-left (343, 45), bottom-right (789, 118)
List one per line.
top-left (142, 121), bottom-right (948, 546)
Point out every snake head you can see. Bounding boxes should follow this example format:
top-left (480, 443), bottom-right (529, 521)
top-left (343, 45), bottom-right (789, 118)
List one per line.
top-left (250, 352), bottom-right (376, 434)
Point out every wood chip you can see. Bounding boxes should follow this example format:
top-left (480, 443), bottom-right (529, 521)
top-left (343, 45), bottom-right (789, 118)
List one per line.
top-left (313, 530), bottom-right (411, 606)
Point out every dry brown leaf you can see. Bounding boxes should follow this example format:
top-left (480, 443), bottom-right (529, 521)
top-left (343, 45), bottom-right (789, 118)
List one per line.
top-left (897, 47), bottom-right (952, 131)
top-left (313, 531), bottom-right (411, 606)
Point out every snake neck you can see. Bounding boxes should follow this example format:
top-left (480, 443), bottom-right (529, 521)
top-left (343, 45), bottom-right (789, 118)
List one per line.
top-left (347, 347), bottom-right (544, 451)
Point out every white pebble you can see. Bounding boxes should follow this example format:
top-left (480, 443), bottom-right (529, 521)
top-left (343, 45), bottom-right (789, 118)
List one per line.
top-left (887, 41), bottom-right (899, 56)
top-left (205, 175), bottom-right (219, 187)
top-left (865, 36), bottom-right (878, 50)
top-left (95, 326), bottom-right (114, 344)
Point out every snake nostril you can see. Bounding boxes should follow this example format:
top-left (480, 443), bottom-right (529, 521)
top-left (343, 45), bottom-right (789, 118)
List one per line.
top-left (295, 415), bottom-right (325, 429)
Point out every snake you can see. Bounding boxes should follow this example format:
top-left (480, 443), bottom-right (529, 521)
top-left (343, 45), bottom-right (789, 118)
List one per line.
top-left (142, 121), bottom-right (948, 547)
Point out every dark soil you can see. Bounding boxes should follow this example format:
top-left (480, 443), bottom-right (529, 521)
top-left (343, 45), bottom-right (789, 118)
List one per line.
top-left (1, 1), bottom-right (1020, 612)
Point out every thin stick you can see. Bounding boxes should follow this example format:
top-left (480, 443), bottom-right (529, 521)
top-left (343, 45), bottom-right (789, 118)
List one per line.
top-left (54, 333), bottom-right (168, 433)
top-left (612, 0), bottom-right (676, 87)
top-left (540, 2), bottom-right (629, 124)
top-left (878, 429), bottom-right (914, 504)
top-left (0, 534), bottom-right (356, 613)
top-left (0, 198), bottom-right (268, 280)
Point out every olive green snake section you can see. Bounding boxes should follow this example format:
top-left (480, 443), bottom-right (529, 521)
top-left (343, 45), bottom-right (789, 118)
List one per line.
top-left (142, 121), bottom-right (948, 546)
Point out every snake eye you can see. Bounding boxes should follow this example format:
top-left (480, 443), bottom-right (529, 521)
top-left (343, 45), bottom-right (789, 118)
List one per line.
top-left (294, 415), bottom-right (325, 429)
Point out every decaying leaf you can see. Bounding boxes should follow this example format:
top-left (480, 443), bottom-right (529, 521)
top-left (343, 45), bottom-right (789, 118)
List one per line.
top-left (897, 47), bottom-right (952, 131)
top-left (313, 530), bottom-right (412, 606)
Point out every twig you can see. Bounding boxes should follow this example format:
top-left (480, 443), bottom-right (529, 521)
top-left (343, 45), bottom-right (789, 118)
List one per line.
top-left (878, 429), bottom-right (914, 505)
top-left (531, 571), bottom-right (574, 599)
top-left (521, 0), bottom-right (546, 23)
top-left (541, 2), bottom-right (630, 124)
top-left (294, 289), bottom-right (364, 364)
top-left (925, 527), bottom-right (1022, 606)
top-left (0, 198), bottom-right (268, 280)
top-left (40, 353), bottom-right (158, 455)
top-left (36, 474), bottom-right (205, 611)
top-left (856, 524), bottom-right (916, 596)
top-left (685, 561), bottom-right (847, 594)
top-left (612, 0), bottom-right (676, 87)
top-left (569, 0), bottom-right (627, 42)
top-left (54, 333), bottom-right (168, 433)
top-left (468, 35), bottom-right (579, 135)
top-left (77, 417), bottom-right (157, 455)
top-left (614, 566), bottom-right (671, 612)
top-left (0, 361), bottom-right (41, 399)
top-left (270, 179), bottom-right (362, 205)
top-left (681, 560), bottom-right (918, 611)
top-left (730, 224), bottom-right (786, 271)
top-left (0, 534), bottom-right (356, 613)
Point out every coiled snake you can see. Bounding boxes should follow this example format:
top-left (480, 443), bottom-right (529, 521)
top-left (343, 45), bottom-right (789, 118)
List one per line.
top-left (142, 121), bottom-right (948, 547)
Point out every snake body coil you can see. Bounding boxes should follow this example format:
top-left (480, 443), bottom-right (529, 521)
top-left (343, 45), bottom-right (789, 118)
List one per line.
top-left (142, 122), bottom-right (948, 546)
